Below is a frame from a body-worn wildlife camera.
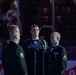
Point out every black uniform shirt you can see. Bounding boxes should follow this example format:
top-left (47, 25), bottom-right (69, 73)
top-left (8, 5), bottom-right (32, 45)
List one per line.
top-left (2, 41), bottom-right (28, 75)
top-left (46, 45), bottom-right (67, 75)
top-left (23, 38), bottom-right (48, 75)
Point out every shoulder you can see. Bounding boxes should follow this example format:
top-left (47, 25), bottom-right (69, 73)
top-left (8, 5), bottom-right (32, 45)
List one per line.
top-left (23, 38), bottom-right (31, 45)
top-left (3, 41), bottom-right (13, 50)
top-left (39, 39), bottom-right (48, 45)
top-left (16, 44), bottom-right (25, 56)
top-left (24, 38), bottom-right (31, 42)
top-left (59, 45), bottom-right (67, 61)
top-left (58, 45), bottom-right (67, 54)
top-left (2, 43), bottom-right (9, 53)
top-left (40, 39), bottom-right (47, 42)
top-left (17, 44), bottom-right (23, 51)
top-left (58, 45), bottom-right (66, 50)
top-left (22, 38), bottom-right (32, 48)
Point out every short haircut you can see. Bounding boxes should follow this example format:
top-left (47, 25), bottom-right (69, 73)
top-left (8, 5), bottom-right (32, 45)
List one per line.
top-left (30, 24), bottom-right (40, 30)
top-left (9, 25), bottom-right (19, 36)
top-left (51, 32), bottom-right (61, 40)
top-left (9, 25), bottom-right (19, 32)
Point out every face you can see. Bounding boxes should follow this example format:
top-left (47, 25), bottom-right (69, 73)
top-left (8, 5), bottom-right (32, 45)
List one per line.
top-left (11, 2), bottom-right (17, 9)
top-left (30, 26), bottom-right (40, 38)
top-left (15, 28), bottom-right (20, 43)
top-left (50, 34), bottom-right (58, 45)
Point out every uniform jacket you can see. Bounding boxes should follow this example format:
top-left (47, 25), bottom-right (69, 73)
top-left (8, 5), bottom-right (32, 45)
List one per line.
top-left (45, 45), bottom-right (67, 75)
top-left (23, 38), bottom-right (48, 75)
top-left (2, 41), bottom-right (28, 75)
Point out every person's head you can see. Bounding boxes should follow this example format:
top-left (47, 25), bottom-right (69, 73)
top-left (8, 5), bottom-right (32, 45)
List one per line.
top-left (30, 24), bottom-right (40, 39)
top-left (10, 1), bottom-right (17, 9)
top-left (9, 25), bottom-right (20, 44)
top-left (50, 32), bottom-right (61, 46)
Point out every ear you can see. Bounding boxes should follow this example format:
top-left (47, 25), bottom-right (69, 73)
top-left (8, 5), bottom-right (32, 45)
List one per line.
top-left (57, 37), bottom-right (59, 41)
top-left (15, 35), bottom-right (17, 39)
top-left (9, 33), bottom-right (12, 39)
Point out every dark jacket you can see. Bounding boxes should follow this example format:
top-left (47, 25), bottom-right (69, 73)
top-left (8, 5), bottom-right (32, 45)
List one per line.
top-left (45, 45), bottom-right (67, 75)
top-left (2, 41), bottom-right (28, 75)
top-left (23, 38), bottom-right (48, 75)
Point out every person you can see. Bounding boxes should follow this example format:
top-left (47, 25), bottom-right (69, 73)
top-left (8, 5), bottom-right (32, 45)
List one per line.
top-left (22, 24), bottom-right (48, 75)
top-left (7, 13), bottom-right (22, 35)
top-left (6, 9), bottom-right (14, 23)
top-left (2, 25), bottom-right (28, 75)
top-left (45, 32), bottom-right (67, 75)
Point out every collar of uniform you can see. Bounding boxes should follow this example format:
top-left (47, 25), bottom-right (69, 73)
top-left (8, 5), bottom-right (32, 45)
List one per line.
top-left (52, 44), bottom-right (59, 47)
top-left (31, 38), bottom-right (40, 41)
top-left (10, 41), bottom-right (18, 45)
top-left (32, 37), bottom-right (39, 40)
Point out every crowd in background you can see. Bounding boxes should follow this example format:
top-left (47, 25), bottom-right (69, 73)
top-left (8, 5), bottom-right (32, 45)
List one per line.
top-left (0, 0), bottom-right (76, 60)
top-left (0, 0), bottom-right (22, 40)
top-left (1, 0), bottom-right (76, 75)
top-left (0, 0), bottom-right (22, 61)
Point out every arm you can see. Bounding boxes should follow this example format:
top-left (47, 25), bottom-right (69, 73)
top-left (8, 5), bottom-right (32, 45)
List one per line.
top-left (16, 46), bottom-right (28, 75)
top-left (60, 47), bottom-right (67, 75)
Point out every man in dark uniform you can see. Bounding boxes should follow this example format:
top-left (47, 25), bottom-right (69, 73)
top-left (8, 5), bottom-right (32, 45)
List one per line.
top-left (23, 24), bottom-right (48, 75)
top-left (2, 25), bottom-right (28, 75)
top-left (45, 32), bottom-right (67, 75)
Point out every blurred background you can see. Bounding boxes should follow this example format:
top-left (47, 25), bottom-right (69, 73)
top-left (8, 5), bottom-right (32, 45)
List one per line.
top-left (0, 0), bottom-right (76, 59)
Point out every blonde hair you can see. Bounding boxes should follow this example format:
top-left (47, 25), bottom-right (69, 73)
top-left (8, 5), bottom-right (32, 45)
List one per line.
top-left (51, 32), bottom-right (61, 40)
top-left (9, 25), bottom-right (19, 32)
top-left (9, 25), bottom-right (19, 36)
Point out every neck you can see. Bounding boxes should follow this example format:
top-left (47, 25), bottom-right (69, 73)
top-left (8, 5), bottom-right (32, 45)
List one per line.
top-left (11, 39), bottom-right (18, 44)
top-left (32, 36), bottom-right (39, 40)
top-left (52, 42), bottom-right (59, 47)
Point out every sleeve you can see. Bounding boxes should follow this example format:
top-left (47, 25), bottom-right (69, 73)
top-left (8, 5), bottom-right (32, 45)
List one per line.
top-left (60, 47), bottom-right (67, 75)
top-left (16, 46), bottom-right (28, 75)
